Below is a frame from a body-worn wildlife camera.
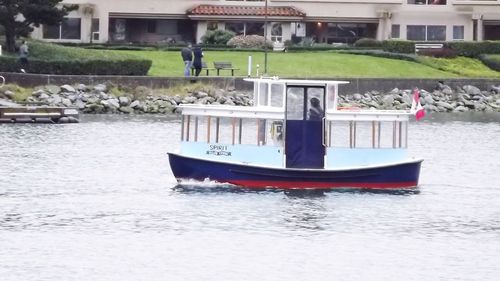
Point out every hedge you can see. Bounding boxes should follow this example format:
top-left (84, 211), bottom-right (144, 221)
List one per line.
top-left (445, 41), bottom-right (500, 57)
top-left (478, 54), bottom-right (500, 71)
top-left (381, 40), bottom-right (415, 54)
top-left (0, 55), bottom-right (152, 75)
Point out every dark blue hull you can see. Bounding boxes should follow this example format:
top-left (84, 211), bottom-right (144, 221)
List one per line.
top-left (168, 153), bottom-right (422, 189)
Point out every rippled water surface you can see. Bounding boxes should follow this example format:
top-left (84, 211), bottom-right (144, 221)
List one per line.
top-left (1, 113), bottom-right (500, 281)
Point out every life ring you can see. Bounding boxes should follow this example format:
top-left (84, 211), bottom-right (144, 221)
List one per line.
top-left (0, 75), bottom-right (4, 88)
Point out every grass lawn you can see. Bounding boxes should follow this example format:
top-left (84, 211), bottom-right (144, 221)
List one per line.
top-left (4, 39), bottom-right (500, 78)
top-left (116, 50), bottom-right (466, 78)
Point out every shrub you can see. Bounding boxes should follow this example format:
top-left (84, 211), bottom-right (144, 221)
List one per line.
top-left (479, 54), bottom-right (500, 71)
top-left (354, 38), bottom-right (382, 48)
top-left (201, 30), bottom-right (235, 45)
top-left (382, 40), bottom-right (415, 54)
top-left (227, 35), bottom-right (271, 48)
top-left (298, 37), bottom-right (316, 47)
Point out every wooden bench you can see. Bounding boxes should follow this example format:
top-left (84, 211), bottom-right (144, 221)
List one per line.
top-left (415, 43), bottom-right (444, 54)
top-left (213, 62), bottom-right (239, 76)
top-left (191, 62), bottom-right (215, 76)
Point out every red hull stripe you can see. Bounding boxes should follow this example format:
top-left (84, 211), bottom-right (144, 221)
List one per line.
top-left (227, 180), bottom-right (418, 189)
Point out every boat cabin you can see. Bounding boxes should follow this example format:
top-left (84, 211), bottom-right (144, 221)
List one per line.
top-left (177, 77), bottom-right (414, 170)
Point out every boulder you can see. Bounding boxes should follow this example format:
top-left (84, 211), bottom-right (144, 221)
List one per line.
top-left (60, 84), bottom-right (76, 93)
top-left (118, 106), bottom-right (134, 114)
top-left (94, 84), bottom-right (107, 93)
top-left (463, 85), bottom-right (481, 96)
top-left (118, 96), bottom-right (130, 106)
top-left (45, 85), bottom-right (61, 95)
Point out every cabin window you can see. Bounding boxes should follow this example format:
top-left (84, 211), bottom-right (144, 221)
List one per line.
top-left (307, 88), bottom-right (324, 120)
top-left (270, 84), bottom-right (284, 107)
top-left (327, 85), bottom-right (337, 110)
top-left (259, 82), bottom-right (269, 106)
top-left (286, 87), bottom-right (305, 120)
top-left (328, 120), bottom-right (408, 148)
top-left (182, 115), bottom-right (283, 147)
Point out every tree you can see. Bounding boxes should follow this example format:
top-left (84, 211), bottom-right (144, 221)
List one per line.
top-left (0, 0), bottom-right (77, 52)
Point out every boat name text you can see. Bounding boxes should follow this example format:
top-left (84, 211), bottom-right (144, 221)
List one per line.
top-left (206, 145), bottom-right (232, 156)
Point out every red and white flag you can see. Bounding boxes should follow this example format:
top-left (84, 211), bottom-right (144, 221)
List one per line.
top-left (411, 88), bottom-right (425, 121)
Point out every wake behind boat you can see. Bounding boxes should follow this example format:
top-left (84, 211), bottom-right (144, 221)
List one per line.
top-left (168, 77), bottom-right (423, 190)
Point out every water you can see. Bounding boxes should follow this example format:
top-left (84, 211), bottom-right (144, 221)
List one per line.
top-left (1, 113), bottom-right (499, 281)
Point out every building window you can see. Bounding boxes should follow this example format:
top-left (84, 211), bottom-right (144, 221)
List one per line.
top-left (453, 25), bottom-right (464, 40)
top-left (407, 25), bottom-right (445, 41)
top-left (407, 25), bottom-right (426, 41)
top-left (391, 24), bottom-right (400, 39)
top-left (147, 20), bottom-right (156, 33)
top-left (246, 22), bottom-right (264, 36)
top-left (271, 23), bottom-right (283, 42)
top-left (207, 22), bottom-right (218, 31)
top-left (225, 22), bottom-right (264, 36)
top-left (43, 18), bottom-right (81, 40)
top-left (225, 22), bottom-right (244, 35)
top-left (320, 22), bottom-right (376, 44)
top-left (43, 25), bottom-right (60, 39)
top-left (92, 18), bottom-right (100, 41)
top-left (427, 25), bottom-right (446, 41)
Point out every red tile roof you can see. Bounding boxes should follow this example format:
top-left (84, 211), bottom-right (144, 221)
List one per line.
top-left (188, 5), bottom-right (305, 17)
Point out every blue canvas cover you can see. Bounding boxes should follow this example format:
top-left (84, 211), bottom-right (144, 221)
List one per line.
top-left (285, 120), bottom-right (324, 168)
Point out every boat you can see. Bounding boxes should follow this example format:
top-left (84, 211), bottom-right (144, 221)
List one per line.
top-left (168, 77), bottom-right (423, 190)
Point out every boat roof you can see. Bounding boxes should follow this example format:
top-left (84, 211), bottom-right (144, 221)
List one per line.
top-left (178, 77), bottom-right (415, 122)
top-left (244, 77), bottom-right (350, 86)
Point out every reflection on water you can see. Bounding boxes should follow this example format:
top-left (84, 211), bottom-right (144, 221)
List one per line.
top-left (282, 195), bottom-right (328, 231)
top-left (1, 113), bottom-right (500, 281)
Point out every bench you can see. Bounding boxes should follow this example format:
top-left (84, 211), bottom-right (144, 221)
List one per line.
top-left (213, 62), bottom-right (239, 76)
top-left (191, 61), bottom-right (215, 76)
top-left (415, 43), bottom-right (444, 54)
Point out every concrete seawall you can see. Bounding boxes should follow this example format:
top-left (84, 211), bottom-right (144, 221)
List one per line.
top-left (1, 72), bottom-right (500, 94)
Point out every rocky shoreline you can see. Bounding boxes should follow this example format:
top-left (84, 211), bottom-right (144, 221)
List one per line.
top-left (1, 82), bottom-right (500, 113)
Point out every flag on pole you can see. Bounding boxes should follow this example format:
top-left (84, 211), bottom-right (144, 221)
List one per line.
top-left (411, 88), bottom-right (425, 120)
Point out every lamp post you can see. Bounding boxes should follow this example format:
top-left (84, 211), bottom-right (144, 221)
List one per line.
top-left (264, 0), bottom-right (268, 75)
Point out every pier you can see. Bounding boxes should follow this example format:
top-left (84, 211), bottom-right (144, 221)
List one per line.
top-left (0, 106), bottom-right (79, 123)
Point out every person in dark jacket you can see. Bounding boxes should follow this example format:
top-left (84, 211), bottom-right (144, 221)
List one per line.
top-left (181, 43), bottom-right (193, 77)
top-left (192, 45), bottom-right (204, 77)
top-left (308, 97), bottom-right (323, 120)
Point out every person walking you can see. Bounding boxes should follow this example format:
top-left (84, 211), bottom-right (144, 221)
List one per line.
top-left (192, 45), bottom-right (204, 77)
top-left (181, 43), bottom-right (193, 77)
top-left (18, 40), bottom-right (29, 73)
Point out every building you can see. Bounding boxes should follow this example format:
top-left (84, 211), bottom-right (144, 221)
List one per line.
top-left (30, 0), bottom-right (500, 45)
